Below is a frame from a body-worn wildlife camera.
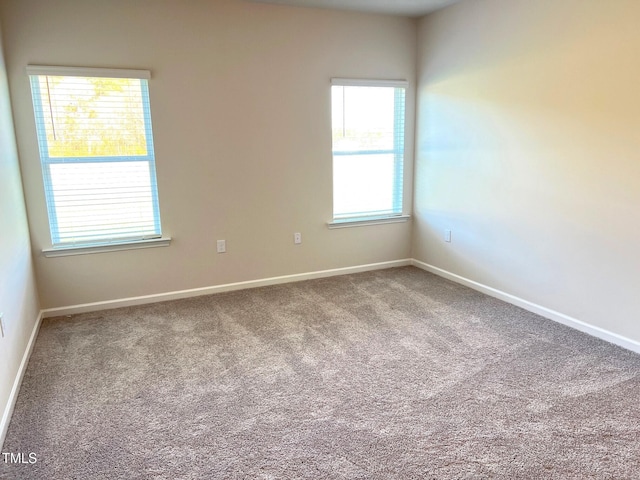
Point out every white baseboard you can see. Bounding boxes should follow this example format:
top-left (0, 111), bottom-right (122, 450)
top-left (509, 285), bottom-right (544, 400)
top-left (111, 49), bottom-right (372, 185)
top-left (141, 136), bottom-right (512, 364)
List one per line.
top-left (4, 260), bottom-right (409, 447)
top-left (0, 311), bottom-right (43, 450)
top-left (41, 258), bottom-right (640, 355)
top-left (411, 259), bottom-right (640, 354)
top-left (42, 259), bottom-right (413, 318)
top-left (3, 258), bottom-right (639, 450)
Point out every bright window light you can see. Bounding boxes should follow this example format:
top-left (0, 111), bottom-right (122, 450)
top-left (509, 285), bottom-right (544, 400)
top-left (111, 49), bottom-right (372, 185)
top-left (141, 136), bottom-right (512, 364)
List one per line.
top-left (27, 67), bottom-right (162, 247)
top-left (331, 80), bottom-right (406, 221)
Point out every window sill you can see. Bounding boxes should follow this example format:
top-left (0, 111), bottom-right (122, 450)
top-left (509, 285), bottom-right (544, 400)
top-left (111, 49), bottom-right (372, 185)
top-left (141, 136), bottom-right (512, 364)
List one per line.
top-left (42, 237), bottom-right (172, 258)
top-left (327, 215), bottom-right (410, 229)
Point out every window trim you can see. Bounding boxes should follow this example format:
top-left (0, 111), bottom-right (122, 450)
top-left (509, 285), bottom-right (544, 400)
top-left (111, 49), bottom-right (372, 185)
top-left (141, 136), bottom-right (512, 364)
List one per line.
top-left (42, 236), bottom-right (171, 257)
top-left (327, 214), bottom-right (410, 229)
top-left (25, 65), bottom-right (151, 80)
top-left (330, 78), bottom-right (408, 224)
top-left (330, 78), bottom-right (408, 89)
top-left (27, 65), bottom-right (165, 253)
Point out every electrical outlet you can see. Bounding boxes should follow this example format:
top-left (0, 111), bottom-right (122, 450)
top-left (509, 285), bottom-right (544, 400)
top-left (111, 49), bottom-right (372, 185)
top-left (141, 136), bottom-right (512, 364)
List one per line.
top-left (445, 229), bottom-right (452, 243)
top-left (0, 313), bottom-right (4, 338)
top-left (294, 233), bottom-right (302, 245)
top-left (216, 239), bottom-right (226, 253)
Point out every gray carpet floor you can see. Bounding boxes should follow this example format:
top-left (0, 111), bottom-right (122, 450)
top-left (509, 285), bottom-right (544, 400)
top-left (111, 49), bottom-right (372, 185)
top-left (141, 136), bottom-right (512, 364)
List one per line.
top-left (2, 266), bottom-right (640, 479)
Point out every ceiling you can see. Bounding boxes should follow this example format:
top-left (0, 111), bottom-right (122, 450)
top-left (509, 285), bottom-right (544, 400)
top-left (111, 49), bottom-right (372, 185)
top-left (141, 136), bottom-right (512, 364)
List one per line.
top-left (248, 0), bottom-right (461, 17)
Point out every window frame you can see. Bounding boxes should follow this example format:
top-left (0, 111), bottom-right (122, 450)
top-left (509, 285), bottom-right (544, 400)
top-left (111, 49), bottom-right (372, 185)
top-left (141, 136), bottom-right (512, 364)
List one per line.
top-left (26, 65), bottom-right (169, 255)
top-left (328, 78), bottom-right (409, 228)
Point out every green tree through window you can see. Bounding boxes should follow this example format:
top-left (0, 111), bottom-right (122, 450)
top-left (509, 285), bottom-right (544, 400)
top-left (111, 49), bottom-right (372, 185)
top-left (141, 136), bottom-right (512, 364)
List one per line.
top-left (28, 66), bottom-right (162, 247)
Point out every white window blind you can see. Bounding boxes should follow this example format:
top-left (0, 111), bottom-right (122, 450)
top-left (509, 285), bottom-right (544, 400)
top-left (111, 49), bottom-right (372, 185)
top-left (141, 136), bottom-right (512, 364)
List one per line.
top-left (27, 66), bottom-right (162, 248)
top-left (331, 79), bottom-right (406, 221)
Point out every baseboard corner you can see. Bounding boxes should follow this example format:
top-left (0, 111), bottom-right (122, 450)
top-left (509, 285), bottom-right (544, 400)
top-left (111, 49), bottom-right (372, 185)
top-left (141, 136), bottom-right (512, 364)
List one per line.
top-left (411, 259), bottom-right (640, 355)
top-left (42, 258), bottom-right (413, 318)
top-left (0, 310), bottom-right (43, 450)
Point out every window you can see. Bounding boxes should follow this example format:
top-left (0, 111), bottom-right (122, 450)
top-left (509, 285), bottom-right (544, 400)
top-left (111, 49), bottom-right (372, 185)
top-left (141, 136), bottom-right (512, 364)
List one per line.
top-left (27, 66), bottom-right (164, 251)
top-left (330, 78), bottom-right (407, 225)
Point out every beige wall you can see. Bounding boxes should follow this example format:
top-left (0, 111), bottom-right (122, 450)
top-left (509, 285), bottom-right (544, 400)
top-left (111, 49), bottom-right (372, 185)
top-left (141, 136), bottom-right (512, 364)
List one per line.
top-left (0, 0), bottom-right (416, 309)
top-left (0, 19), bottom-right (41, 445)
top-left (414, 0), bottom-right (640, 341)
top-left (5, 0), bottom-right (636, 347)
